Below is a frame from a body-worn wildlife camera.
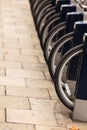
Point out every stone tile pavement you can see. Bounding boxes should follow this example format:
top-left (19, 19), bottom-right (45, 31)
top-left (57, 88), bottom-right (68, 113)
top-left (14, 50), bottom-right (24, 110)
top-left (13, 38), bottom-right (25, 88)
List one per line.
top-left (0, 0), bottom-right (86, 130)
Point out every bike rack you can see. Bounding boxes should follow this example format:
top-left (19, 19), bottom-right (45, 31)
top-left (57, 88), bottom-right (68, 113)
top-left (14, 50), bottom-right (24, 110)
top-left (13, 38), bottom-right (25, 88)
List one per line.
top-left (62, 12), bottom-right (83, 55)
top-left (73, 33), bottom-right (87, 121)
top-left (47, 12), bottom-right (83, 78)
top-left (43, 5), bottom-right (77, 57)
top-left (67, 22), bottom-right (87, 81)
top-left (56, 0), bottom-right (71, 12)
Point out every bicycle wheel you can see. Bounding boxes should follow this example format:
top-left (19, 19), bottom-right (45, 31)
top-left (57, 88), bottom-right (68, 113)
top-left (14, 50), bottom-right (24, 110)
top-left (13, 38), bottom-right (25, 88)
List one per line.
top-left (36, 6), bottom-right (56, 28)
top-left (48, 32), bottom-right (74, 79)
top-left (38, 8), bottom-right (56, 34)
top-left (54, 44), bottom-right (83, 110)
top-left (32, 0), bottom-right (46, 11)
top-left (40, 13), bottom-right (61, 45)
top-left (44, 22), bottom-right (66, 61)
top-left (32, 0), bottom-right (41, 12)
top-left (31, 0), bottom-right (37, 8)
top-left (33, 0), bottom-right (52, 17)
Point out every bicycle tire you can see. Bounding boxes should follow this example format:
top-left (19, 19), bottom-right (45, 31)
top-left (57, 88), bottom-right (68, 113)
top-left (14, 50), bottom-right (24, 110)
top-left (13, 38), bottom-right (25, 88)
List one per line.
top-left (44, 22), bottom-right (66, 61)
top-left (32, 0), bottom-right (47, 11)
top-left (54, 44), bottom-right (83, 110)
top-left (40, 13), bottom-right (61, 45)
top-left (31, 0), bottom-right (38, 8)
top-left (33, 0), bottom-right (52, 17)
top-left (36, 6), bottom-right (56, 27)
top-left (48, 32), bottom-right (74, 79)
top-left (32, 0), bottom-right (42, 12)
top-left (33, 1), bottom-right (52, 26)
top-left (38, 8), bottom-right (56, 34)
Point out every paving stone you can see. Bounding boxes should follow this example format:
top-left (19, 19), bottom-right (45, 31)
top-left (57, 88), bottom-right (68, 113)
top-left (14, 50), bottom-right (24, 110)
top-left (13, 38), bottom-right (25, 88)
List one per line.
top-left (4, 39), bottom-right (35, 49)
top-left (7, 109), bottom-right (57, 126)
top-left (34, 44), bottom-right (41, 50)
top-left (43, 71), bottom-right (52, 80)
top-left (0, 60), bottom-right (22, 68)
top-left (6, 86), bottom-right (50, 99)
top-left (16, 31), bottom-right (31, 36)
top-left (0, 108), bottom-right (5, 122)
top-left (3, 17), bottom-right (19, 23)
top-left (0, 54), bottom-right (4, 60)
top-left (3, 37), bottom-right (18, 47)
top-left (18, 37), bottom-right (35, 43)
top-left (0, 123), bottom-right (35, 130)
top-left (0, 96), bottom-right (30, 109)
top-left (55, 113), bottom-right (66, 128)
top-left (4, 32), bottom-right (18, 38)
top-left (18, 39), bottom-right (35, 49)
top-left (0, 48), bottom-right (20, 54)
top-left (21, 49), bottom-right (43, 56)
top-left (5, 54), bottom-right (39, 63)
top-left (59, 104), bottom-right (72, 124)
top-left (30, 98), bottom-right (61, 112)
top-left (6, 68), bottom-right (45, 79)
top-left (3, 32), bottom-right (17, 38)
top-left (36, 125), bottom-right (66, 130)
top-left (3, 24), bottom-right (28, 30)
top-left (38, 56), bottom-right (46, 64)
top-left (3, 42), bottom-right (21, 49)
top-left (3, 20), bottom-right (15, 25)
top-left (0, 86), bottom-right (5, 95)
top-left (48, 88), bottom-right (59, 100)
top-left (18, 34), bottom-right (32, 39)
top-left (0, 77), bottom-right (26, 87)
top-left (0, 68), bottom-right (5, 76)
top-left (16, 29), bottom-right (30, 34)
top-left (26, 79), bottom-right (53, 89)
top-left (23, 63), bottom-right (48, 71)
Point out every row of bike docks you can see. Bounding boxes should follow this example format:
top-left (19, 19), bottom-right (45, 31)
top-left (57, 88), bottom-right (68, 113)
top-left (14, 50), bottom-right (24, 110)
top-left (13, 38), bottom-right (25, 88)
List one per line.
top-left (29, 0), bottom-right (87, 121)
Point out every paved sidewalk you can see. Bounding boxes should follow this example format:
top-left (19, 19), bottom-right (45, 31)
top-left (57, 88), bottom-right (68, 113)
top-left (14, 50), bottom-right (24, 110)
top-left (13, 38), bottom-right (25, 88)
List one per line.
top-left (0, 0), bottom-right (86, 130)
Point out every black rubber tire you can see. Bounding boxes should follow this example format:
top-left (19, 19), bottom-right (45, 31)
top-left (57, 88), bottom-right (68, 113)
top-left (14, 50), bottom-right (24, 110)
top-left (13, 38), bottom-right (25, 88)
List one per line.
top-left (43, 22), bottom-right (66, 62)
top-left (36, 6), bottom-right (56, 28)
top-left (32, 0), bottom-right (42, 12)
top-left (40, 13), bottom-right (61, 45)
top-left (54, 44), bottom-right (83, 110)
top-left (33, 0), bottom-right (52, 17)
top-left (31, 0), bottom-right (38, 8)
top-left (37, 7), bottom-right (56, 34)
top-left (33, 1), bottom-right (52, 28)
top-left (32, 0), bottom-right (47, 11)
top-left (48, 32), bottom-right (74, 80)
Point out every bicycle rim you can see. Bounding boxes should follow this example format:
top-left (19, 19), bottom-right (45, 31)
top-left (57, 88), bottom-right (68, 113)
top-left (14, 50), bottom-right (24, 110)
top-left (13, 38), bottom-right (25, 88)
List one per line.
top-left (55, 45), bottom-right (83, 110)
top-left (50, 35), bottom-right (74, 76)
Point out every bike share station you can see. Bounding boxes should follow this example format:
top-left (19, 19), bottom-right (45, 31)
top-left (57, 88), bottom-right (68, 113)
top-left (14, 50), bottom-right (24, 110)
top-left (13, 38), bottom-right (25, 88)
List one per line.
top-left (73, 32), bottom-right (87, 121)
top-left (29, 0), bottom-right (87, 122)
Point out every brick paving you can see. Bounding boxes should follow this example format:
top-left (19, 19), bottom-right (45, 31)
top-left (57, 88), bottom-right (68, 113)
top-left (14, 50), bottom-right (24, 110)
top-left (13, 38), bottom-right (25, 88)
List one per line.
top-left (0, 0), bottom-right (86, 130)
